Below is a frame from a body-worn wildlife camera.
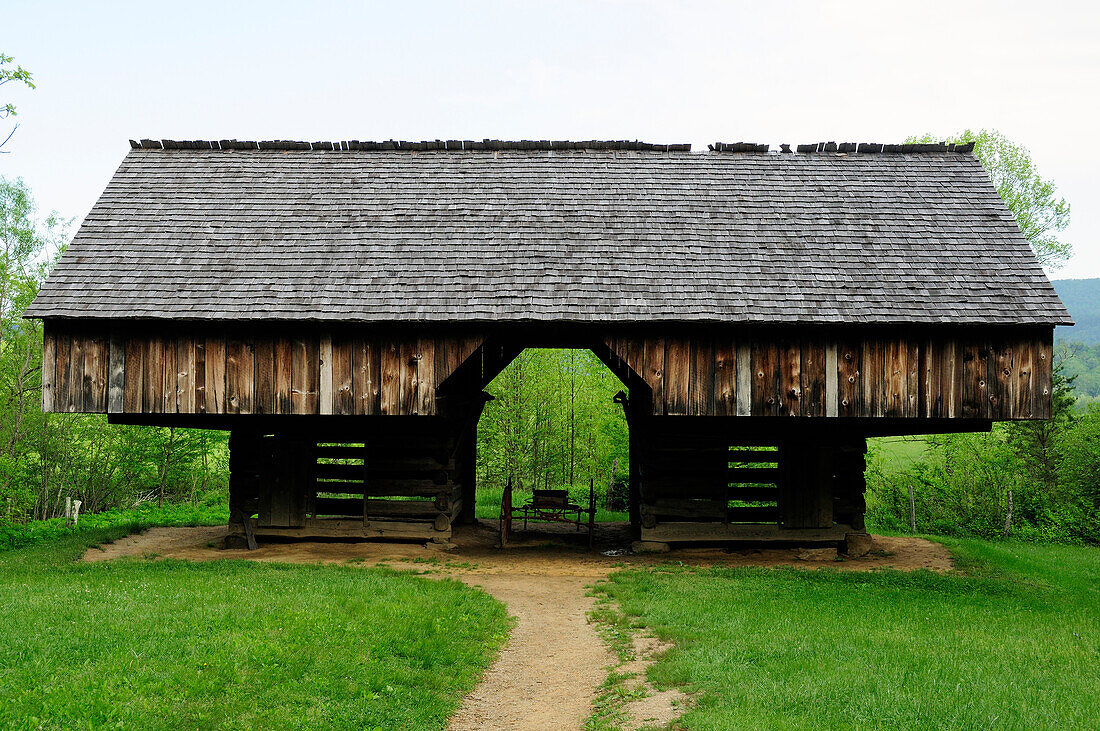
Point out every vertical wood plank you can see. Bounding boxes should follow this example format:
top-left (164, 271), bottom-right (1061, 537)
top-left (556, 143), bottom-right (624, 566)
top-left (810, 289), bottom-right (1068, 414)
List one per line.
top-left (801, 338), bottom-right (826, 417)
top-left (273, 336), bottom-right (292, 414)
top-left (253, 337), bottom-right (274, 415)
top-left (123, 336), bottom-right (143, 413)
top-left (664, 337), bottom-right (689, 415)
top-left (143, 337), bottom-right (161, 414)
top-left (906, 339), bottom-right (920, 418)
top-left (688, 335), bottom-right (714, 416)
top-left (204, 337), bottom-right (226, 413)
top-left (1014, 336), bottom-right (1035, 418)
top-left (226, 337), bottom-right (253, 414)
top-left (55, 331), bottom-right (72, 412)
top-left (85, 335), bottom-right (107, 412)
top-left (107, 332), bottom-right (124, 413)
top-left (735, 341), bottom-right (751, 416)
top-left (354, 337), bottom-right (379, 415)
top-left (400, 340), bottom-right (420, 414)
top-left (161, 334), bottom-right (177, 413)
top-left (824, 342), bottom-right (838, 418)
top-left (194, 338), bottom-right (206, 413)
top-left (176, 336), bottom-right (194, 413)
top-left (947, 338), bottom-right (962, 419)
top-left (884, 338), bottom-right (907, 418)
top-left (380, 339), bottom-right (400, 415)
top-left (319, 334), bottom-right (334, 415)
top-left (643, 337), bottom-right (665, 415)
top-left (961, 337), bottom-right (985, 419)
top-left (779, 340), bottom-right (801, 416)
top-left (435, 335), bottom-right (460, 386)
top-left (713, 338), bottom-right (736, 416)
top-left (418, 336), bottom-right (436, 415)
top-left (1036, 331), bottom-right (1053, 419)
top-left (837, 341), bottom-right (861, 416)
top-left (992, 337), bottom-right (1014, 419)
top-left (751, 341), bottom-right (780, 416)
top-left (330, 334), bottom-right (354, 415)
top-left (861, 337), bottom-right (884, 417)
top-left (291, 336), bottom-right (319, 414)
top-left (42, 327), bottom-right (57, 413)
top-left (625, 336), bottom-right (646, 390)
top-left (70, 334), bottom-right (87, 413)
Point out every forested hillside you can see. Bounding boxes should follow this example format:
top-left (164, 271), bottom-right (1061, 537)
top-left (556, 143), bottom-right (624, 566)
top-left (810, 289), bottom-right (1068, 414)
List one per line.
top-left (1051, 279), bottom-right (1100, 406)
top-left (1052, 278), bottom-right (1100, 344)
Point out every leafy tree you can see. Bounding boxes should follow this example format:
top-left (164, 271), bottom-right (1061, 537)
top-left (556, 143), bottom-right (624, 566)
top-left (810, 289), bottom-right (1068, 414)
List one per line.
top-left (1, 178), bottom-right (229, 524)
top-left (910, 129), bottom-right (1071, 268)
top-left (0, 53), bottom-right (35, 151)
top-left (477, 348), bottom-right (628, 505)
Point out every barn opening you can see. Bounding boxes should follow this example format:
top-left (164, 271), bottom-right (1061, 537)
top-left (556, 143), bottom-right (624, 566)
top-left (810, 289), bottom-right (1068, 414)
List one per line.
top-left (475, 348), bottom-right (631, 527)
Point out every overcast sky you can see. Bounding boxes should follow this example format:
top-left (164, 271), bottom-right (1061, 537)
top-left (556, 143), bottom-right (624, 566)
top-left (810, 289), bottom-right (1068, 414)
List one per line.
top-left (3, 0), bottom-right (1098, 278)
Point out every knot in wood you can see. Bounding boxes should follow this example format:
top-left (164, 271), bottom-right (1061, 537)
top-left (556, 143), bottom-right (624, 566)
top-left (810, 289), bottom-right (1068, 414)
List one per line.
top-left (841, 398), bottom-right (849, 406)
top-left (844, 352), bottom-right (853, 361)
top-left (757, 371), bottom-right (764, 379)
top-left (978, 380), bottom-right (986, 389)
top-left (848, 376), bottom-right (855, 383)
top-left (1003, 368), bottom-right (1011, 376)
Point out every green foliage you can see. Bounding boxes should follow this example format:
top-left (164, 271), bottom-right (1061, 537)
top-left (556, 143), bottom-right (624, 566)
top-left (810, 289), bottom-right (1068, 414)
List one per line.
top-left (1055, 339), bottom-right (1100, 408)
top-left (0, 52), bottom-right (35, 150)
top-left (477, 348), bottom-right (628, 504)
top-left (593, 540), bottom-right (1100, 729)
top-left (867, 358), bottom-right (1100, 543)
top-left (1, 177), bottom-right (230, 527)
top-left (0, 494), bottom-right (228, 552)
top-left (0, 529), bottom-right (512, 729)
top-left (909, 129), bottom-right (1071, 268)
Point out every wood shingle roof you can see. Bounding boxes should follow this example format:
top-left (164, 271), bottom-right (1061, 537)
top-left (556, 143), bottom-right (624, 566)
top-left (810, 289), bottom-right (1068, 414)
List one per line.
top-left (25, 143), bottom-right (1071, 325)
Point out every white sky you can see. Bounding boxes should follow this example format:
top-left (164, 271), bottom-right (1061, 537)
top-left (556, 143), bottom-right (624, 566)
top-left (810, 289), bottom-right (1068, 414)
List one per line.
top-left (3, 0), bottom-right (1098, 277)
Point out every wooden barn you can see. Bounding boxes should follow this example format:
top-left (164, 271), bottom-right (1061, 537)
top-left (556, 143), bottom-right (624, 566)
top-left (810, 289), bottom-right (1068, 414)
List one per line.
top-left (24, 138), bottom-right (1070, 552)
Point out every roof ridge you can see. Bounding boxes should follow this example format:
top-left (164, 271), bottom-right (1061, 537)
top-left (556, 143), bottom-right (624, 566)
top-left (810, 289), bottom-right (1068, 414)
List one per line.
top-left (129, 138), bottom-right (976, 155)
top-left (131, 139), bottom-right (694, 152)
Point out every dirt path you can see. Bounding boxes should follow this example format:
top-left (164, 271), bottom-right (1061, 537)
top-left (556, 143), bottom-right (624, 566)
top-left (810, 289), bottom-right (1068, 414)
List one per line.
top-left (83, 525), bottom-right (952, 729)
top-left (446, 574), bottom-right (612, 731)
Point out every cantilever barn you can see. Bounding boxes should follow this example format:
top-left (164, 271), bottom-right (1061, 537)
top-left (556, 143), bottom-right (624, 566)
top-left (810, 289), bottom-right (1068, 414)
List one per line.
top-left (24, 139), bottom-right (1071, 551)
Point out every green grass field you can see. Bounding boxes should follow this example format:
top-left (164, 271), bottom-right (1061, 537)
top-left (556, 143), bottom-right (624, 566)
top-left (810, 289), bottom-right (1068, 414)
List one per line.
top-left (594, 539), bottom-right (1100, 729)
top-left (0, 526), bottom-right (511, 730)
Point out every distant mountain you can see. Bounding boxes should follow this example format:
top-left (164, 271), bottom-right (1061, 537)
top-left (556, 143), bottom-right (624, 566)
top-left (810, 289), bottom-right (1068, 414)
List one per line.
top-left (1052, 279), bottom-right (1100, 344)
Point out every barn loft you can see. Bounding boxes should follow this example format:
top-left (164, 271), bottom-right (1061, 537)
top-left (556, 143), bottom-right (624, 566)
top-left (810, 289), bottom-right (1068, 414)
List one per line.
top-left (25, 139), bottom-right (1071, 552)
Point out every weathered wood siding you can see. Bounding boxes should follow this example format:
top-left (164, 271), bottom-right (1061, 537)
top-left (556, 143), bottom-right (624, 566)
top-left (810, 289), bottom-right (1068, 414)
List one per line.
top-left (606, 330), bottom-right (1053, 420)
top-left (43, 324), bottom-right (484, 417)
top-left (43, 323), bottom-right (1053, 420)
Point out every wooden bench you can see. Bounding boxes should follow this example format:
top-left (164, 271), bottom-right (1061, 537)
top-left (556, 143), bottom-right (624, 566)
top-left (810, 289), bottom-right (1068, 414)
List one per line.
top-left (499, 479), bottom-right (595, 547)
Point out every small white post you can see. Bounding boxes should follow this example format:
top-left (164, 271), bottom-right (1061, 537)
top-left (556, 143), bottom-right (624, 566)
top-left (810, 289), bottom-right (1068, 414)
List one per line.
top-left (65, 497), bottom-right (72, 524)
top-left (72, 500), bottom-right (82, 526)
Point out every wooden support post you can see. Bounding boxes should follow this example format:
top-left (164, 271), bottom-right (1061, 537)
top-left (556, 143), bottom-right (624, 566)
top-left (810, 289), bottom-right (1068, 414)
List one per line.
top-left (226, 429), bottom-right (263, 549)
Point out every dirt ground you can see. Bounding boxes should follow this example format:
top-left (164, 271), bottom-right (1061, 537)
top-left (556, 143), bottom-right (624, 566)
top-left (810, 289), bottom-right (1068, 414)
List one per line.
top-left (83, 523), bottom-right (951, 729)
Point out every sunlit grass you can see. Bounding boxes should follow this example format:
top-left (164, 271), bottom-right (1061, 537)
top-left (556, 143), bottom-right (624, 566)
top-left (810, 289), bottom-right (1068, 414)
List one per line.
top-left (0, 528), bottom-right (512, 729)
top-left (594, 540), bottom-right (1100, 730)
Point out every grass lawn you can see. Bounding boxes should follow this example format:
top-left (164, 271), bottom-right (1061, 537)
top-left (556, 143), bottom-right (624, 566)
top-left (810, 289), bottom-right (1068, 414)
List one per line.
top-left (0, 526), bottom-right (511, 730)
top-left (869, 435), bottom-right (931, 474)
top-left (595, 539), bottom-right (1100, 730)
top-left (475, 483), bottom-right (630, 522)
